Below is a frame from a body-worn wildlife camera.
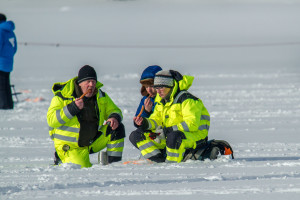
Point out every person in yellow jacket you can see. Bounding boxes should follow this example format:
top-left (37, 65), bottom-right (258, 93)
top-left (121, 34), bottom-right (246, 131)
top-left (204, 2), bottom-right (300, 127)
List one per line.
top-left (47, 65), bottom-right (125, 168)
top-left (130, 70), bottom-right (210, 163)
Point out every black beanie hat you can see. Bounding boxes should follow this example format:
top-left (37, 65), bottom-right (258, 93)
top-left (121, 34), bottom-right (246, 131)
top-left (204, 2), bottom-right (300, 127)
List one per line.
top-left (0, 13), bottom-right (7, 23)
top-left (77, 65), bottom-right (97, 84)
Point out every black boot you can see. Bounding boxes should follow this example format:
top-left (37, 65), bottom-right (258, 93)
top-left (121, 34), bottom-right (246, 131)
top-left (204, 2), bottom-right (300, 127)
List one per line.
top-left (108, 156), bottom-right (121, 163)
top-left (148, 153), bottom-right (165, 163)
top-left (99, 151), bottom-right (122, 165)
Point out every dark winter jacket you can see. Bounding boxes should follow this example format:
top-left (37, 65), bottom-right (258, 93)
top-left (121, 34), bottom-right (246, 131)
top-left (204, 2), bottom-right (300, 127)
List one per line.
top-left (0, 21), bottom-right (17, 73)
top-left (135, 96), bottom-right (157, 118)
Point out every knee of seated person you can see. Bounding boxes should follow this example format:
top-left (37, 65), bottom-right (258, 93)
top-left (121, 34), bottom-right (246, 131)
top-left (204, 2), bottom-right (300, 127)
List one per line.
top-left (129, 129), bottom-right (146, 145)
top-left (166, 130), bottom-right (186, 149)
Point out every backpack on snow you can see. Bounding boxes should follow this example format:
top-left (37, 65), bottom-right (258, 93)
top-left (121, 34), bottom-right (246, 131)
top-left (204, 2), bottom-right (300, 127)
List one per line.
top-left (183, 139), bottom-right (234, 162)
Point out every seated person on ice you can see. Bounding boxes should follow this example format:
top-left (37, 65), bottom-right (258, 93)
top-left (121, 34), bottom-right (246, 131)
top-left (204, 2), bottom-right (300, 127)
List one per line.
top-left (47, 65), bottom-right (125, 168)
top-left (129, 70), bottom-right (211, 163)
top-left (133, 65), bottom-right (162, 119)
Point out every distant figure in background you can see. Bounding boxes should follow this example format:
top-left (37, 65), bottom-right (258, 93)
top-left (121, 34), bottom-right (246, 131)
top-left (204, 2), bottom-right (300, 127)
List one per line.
top-left (0, 13), bottom-right (17, 109)
top-left (47, 65), bottom-right (125, 168)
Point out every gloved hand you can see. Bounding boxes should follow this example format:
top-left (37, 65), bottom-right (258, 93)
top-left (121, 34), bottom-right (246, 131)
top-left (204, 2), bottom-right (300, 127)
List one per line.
top-left (153, 126), bottom-right (166, 143)
top-left (149, 126), bottom-right (172, 143)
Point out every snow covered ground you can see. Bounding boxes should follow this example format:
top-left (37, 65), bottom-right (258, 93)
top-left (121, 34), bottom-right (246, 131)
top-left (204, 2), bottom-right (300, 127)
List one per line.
top-left (1, 0), bottom-right (300, 199)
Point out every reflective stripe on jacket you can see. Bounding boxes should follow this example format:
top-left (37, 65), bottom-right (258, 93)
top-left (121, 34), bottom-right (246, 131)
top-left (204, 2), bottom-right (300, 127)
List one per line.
top-left (47, 77), bottom-right (123, 148)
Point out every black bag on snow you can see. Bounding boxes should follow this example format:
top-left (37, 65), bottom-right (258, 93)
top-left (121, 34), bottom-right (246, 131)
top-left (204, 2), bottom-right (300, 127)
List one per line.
top-left (183, 139), bottom-right (234, 162)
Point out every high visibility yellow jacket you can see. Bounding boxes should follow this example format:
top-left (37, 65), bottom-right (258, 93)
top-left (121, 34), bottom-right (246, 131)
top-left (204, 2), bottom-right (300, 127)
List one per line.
top-left (145, 75), bottom-right (210, 141)
top-left (47, 77), bottom-right (123, 148)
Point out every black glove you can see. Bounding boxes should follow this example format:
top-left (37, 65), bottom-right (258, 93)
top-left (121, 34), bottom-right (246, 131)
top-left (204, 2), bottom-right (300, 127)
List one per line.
top-left (170, 70), bottom-right (183, 81)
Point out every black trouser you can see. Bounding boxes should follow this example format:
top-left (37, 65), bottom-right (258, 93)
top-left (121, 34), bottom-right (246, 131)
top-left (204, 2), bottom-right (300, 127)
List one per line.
top-left (129, 128), bottom-right (145, 149)
top-left (54, 123), bottom-right (126, 165)
top-left (129, 128), bottom-right (187, 150)
top-left (107, 123), bottom-right (126, 163)
top-left (129, 128), bottom-right (166, 163)
top-left (130, 128), bottom-right (207, 163)
top-left (0, 71), bottom-right (13, 109)
top-left (90, 123), bottom-right (126, 163)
